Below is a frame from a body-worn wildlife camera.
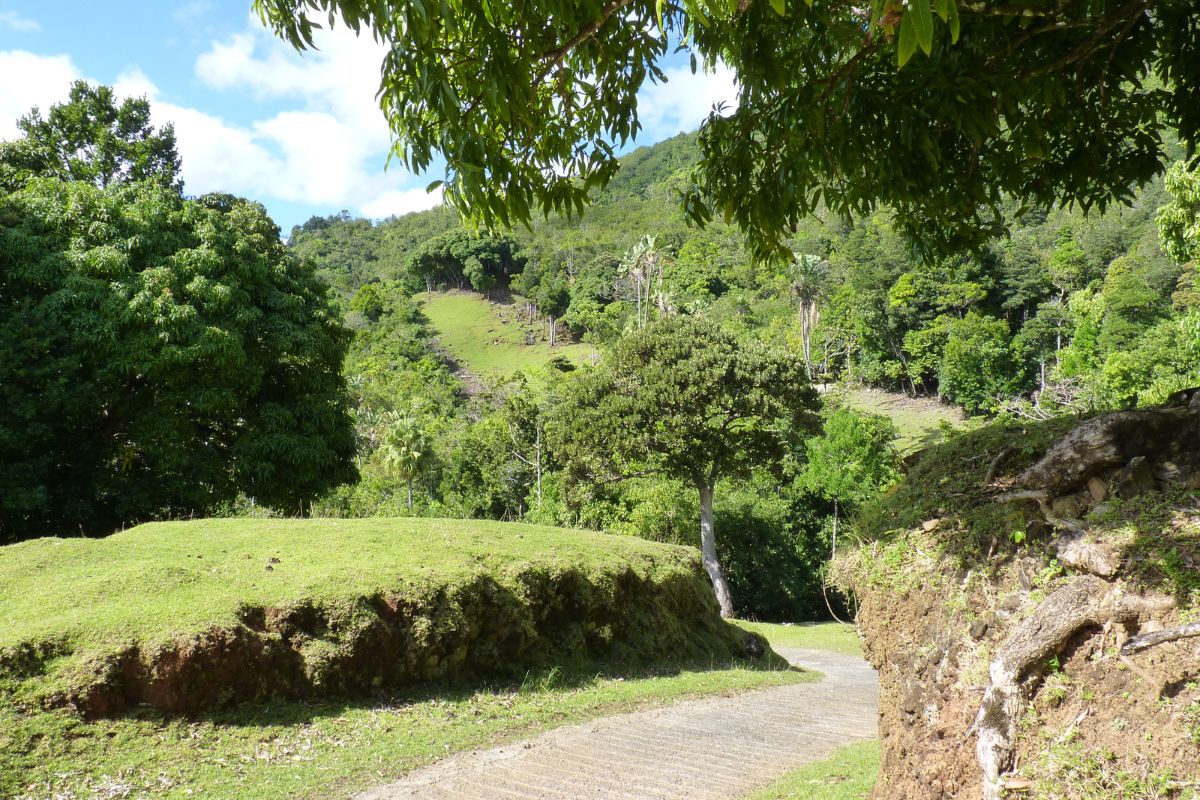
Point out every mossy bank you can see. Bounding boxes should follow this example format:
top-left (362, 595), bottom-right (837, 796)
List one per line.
top-left (0, 518), bottom-right (762, 718)
top-left (835, 401), bottom-right (1200, 799)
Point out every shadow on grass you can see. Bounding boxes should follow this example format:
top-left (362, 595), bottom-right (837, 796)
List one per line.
top-left (108, 651), bottom-right (800, 730)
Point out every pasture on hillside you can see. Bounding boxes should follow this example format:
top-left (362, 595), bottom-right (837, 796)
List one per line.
top-left (417, 291), bottom-right (592, 379)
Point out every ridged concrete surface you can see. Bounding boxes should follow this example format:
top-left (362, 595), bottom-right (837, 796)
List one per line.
top-left (355, 647), bottom-right (879, 800)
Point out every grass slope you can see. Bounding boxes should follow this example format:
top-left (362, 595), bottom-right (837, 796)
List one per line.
top-left (0, 518), bottom-right (815, 800)
top-left (417, 290), bottom-right (591, 377)
top-left (0, 518), bottom-right (751, 716)
top-left (841, 387), bottom-right (965, 455)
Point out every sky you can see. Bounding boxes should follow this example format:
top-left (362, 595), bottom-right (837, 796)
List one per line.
top-left (0, 1), bottom-right (738, 233)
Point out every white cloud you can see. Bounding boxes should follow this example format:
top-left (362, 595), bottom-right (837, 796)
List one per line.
top-left (361, 185), bottom-right (446, 219)
top-left (113, 66), bottom-right (160, 102)
top-left (190, 21), bottom-right (439, 218)
top-left (0, 50), bottom-right (80, 140)
top-left (173, 1), bottom-right (213, 25)
top-left (636, 62), bottom-right (739, 140)
top-left (0, 25), bottom-right (442, 223)
top-left (0, 9), bottom-right (39, 32)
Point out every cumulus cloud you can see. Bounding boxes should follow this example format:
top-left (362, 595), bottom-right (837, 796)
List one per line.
top-left (0, 50), bottom-right (80, 140)
top-left (635, 61), bottom-right (739, 140)
top-left (0, 9), bottom-right (39, 32)
top-left (0, 23), bottom-right (726, 224)
top-left (0, 24), bottom-right (442, 224)
top-left (191, 22), bottom-right (439, 218)
top-left (361, 185), bottom-right (447, 219)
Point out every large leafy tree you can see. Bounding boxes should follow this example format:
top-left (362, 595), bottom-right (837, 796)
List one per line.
top-left (0, 81), bottom-right (181, 191)
top-left (254, 0), bottom-right (1199, 259)
top-left (552, 315), bottom-right (817, 616)
top-left (0, 86), bottom-right (356, 541)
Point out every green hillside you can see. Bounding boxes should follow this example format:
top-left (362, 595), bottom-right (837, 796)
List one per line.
top-left (418, 290), bottom-right (593, 378)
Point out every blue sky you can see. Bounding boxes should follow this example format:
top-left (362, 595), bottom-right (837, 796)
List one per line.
top-left (0, 1), bottom-right (737, 233)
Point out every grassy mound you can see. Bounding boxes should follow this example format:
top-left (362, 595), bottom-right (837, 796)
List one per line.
top-left (417, 290), bottom-right (592, 377)
top-left (0, 518), bottom-right (755, 717)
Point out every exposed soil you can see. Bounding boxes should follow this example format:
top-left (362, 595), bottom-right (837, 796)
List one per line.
top-left (841, 404), bottom-right (1200, 799)
top-left (27, 565), bottom-right (761, 719)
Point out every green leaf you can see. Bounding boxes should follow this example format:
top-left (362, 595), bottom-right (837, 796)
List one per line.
top-left (947, 0), bottom-right (960, 43)
top-left (769, 0), bottom-right (786, 15)
top-left (425, 179), bottom-right (444, 192)
top-left (911, 0), bottom-right (934, 56)
top-left (897, 10), bottom-right (918, 67)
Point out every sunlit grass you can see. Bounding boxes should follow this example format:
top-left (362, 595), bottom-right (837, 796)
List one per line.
top-left (743, 740), bottom-right (880, 800)
top-left (417, 290), bottom-right (591, 377)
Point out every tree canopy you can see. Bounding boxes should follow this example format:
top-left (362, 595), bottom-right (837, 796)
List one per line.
top-left (0, 85), bottom-right (356, 541)
top-left (255, 0), bottom-right (1199, 259)
top-left (0, 80), bottom-right (181, 191)
top-left (552, 315), bottom-right (817, 615)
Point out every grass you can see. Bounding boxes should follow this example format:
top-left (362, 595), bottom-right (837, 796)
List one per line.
top-left (5, 657), bottom-right (810, 800)
top-left (0, 520), bottom-right (877, 799)
top-left (0, 517), bottom-right (807, 798)
top-left (416, 290), bottom-right (592, 377)
top-left (841, 387), bottom-right (964, 455)
top-left (743, 740), bottom-right (880, 800)
top-left (735, 621), bottom-right (863, 657)
top-left (0, 517), bottom-right (757, 716)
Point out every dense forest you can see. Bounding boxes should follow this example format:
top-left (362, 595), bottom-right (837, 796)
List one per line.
top-left (283, 132), bottom-right (1200, 620)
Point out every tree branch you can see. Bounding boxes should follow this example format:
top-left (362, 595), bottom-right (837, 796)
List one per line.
top-left (533, 0), bottom-right (639, 85)
top-left (1121, 621), bottom-right (1200, 655)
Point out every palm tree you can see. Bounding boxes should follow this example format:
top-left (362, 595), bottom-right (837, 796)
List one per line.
top-left (791, 254), bottom-right (829, 381)
top-left (622, 235), bottom-right (669, 329)
top-left (380, 416), bottom-right (427, 512)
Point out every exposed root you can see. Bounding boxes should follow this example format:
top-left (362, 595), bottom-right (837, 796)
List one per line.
top-left (1019, 407), bottom-right (1200, 495)
top-left (997, 489), bottom-right (1085, 535)
top-left (981, 447), bottom-right (1014, 489)
top-left (1053, 531), bottom-right (1121, 578)
top-left (974, 577), bottom-right (1174, 800)
top-left (1121, 621), bottom-right (1200, 655)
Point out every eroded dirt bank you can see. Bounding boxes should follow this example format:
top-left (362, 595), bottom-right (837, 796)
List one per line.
top-left (838, 396), bottom-right (1200, 799)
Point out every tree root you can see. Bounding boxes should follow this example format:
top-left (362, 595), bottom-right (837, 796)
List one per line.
top-left (1121, 621), bottom-right (1200, 655)
top-left (997, 489), bottom-right (1085, 535)
top-left (981, 447), bottom-right (1014, 489)
top-left (974, 577), bottom-right (1174, 800)
top-left (1053, 531), bottom-right (1121, 578)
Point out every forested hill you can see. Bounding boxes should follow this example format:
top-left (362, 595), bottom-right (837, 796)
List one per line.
top-left (291, 130), bottom-right (1198, 418)
top-left (289, 132), bottom-right (714, 294)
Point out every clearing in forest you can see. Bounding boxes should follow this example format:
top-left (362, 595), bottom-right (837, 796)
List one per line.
top-left (841, 387), bottom-right (965, 455)
top-left (416, 290), bottom-right (592, 378)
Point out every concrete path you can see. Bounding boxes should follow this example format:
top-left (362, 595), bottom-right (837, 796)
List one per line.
top-left (355, 647), bottom-right (879, 800)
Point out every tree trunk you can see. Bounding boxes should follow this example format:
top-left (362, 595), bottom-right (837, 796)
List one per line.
top-left (534, 426), bottom-right (543, 509)
top-left (549, 316), bottom-right (557, 346)
top-left (635, 275), bottom-right (642, 329)
top-left (831, 498), bottom-right (839, 561)
top-left (698, 482), bottom-right (734, 618)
